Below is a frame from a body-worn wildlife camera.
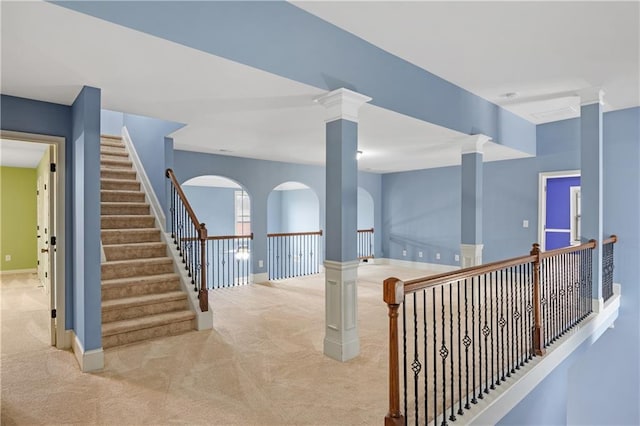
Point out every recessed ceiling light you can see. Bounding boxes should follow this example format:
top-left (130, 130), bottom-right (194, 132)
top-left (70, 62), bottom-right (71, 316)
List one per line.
top-left (357, 150), bottom-right (363, 160)
top-left (501, 92), bottom-right (519, 99)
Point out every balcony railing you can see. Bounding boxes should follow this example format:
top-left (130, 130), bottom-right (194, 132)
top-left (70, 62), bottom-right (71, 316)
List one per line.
top-left (267, 230), bottom-right (322, 280)
top-left (383, 238), bottom-right (616, 425)
top-left (358, 228), bottom-right (375, 261)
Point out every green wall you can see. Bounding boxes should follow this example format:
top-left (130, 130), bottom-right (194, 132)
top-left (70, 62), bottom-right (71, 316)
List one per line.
top-left (0, 166), bottom-right (37, 271)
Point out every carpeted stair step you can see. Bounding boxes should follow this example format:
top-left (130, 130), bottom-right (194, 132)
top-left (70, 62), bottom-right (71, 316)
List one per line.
top-left (103, 242), bottom-right (167, 261)
top-left (102, 291), bottom-right (189, 323)
top-left (101, 190), bottom-right (145, 203)
top-left (102, 310), bottom-right (195, 349)
top-left (101, 157), bottom-right (133, 169)
top-left (101, 168), bottom-right (137, 181)
top-left (101, 135), bottom-right (123, 145)
top-left (101, 178), bottom-right (140, 191)
top-left (100, 146), bottom-right (128, 156)
top-left (101, 228), bottom-right (160, 244)
top-left (101, 215), bottom-right (155, 229)
top-left (102, 257), bottom-right (174, 280)
top-left (101, 202), bottom-right (150, 216)
top-left (101, 273), bottom-right (182, 301)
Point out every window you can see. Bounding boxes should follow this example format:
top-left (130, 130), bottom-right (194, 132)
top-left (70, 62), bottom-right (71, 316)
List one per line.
top-left (235, 190), bottom-right (250, 235)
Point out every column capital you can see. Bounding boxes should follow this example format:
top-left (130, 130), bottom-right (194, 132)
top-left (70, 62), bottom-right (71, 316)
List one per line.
top-left (579, 88), bottom-right (605, 106)
top-left (461, 134), bottom-right (491, 155)
top-left (315, 88), bottom-right (372, 123)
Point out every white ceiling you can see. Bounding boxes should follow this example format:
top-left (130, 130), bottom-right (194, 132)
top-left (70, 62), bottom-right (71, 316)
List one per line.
top-left (184, 176), bottom-right (312, 191)
top-left (0, 139), bottom-right (48, 168)
top-left (1, 2), bottom-right (637, 173)
top-left (294, 1), bottom-right (640, 124)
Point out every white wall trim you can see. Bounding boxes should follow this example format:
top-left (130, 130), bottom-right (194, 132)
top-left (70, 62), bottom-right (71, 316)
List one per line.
top-left (0, 268), bottom-right (37, 275)
top-left (252, 272), bottom-right (269, 284)
top-left (0, 130), bottom-right (68, 349)
top-left (164, 233), bottom-right (213, 330)
top-left (314, 88), bottom-right (372, 123)
top-left (461, 134), bottom-right (491, 155)
top-left (71, 331), bottom-right (104, 372)
top-left (121, 126), bottom-right (166, 232)
top-left (466, 284), bottom-right (620, 425)
top-left (538, 170), bottom-right (581, 251)
top-left (374, 258), bottom-right (459, 274)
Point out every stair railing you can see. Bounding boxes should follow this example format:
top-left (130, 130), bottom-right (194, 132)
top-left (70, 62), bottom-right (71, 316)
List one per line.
top-left (206, 233), bottom-right (253, 289)
top-left (384, 239), bottom-right (606, 426)
top-left (357, 228), bottom-right (375, 261)
top-left (166, 168), bottom-right (208, 312)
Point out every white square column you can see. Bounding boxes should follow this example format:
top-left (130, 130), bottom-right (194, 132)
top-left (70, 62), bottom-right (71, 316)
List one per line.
top-left (316, 88), bottom-right (371, 362)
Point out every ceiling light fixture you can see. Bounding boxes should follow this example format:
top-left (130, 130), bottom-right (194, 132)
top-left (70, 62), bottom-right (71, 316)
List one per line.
top-left (501, 92), bottom-right (519, 99)
top-left (357, 150), bottom-right (363, 160)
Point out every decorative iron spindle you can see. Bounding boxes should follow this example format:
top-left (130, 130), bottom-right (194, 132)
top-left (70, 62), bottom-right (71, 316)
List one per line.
top-left (357, 228), bottom-right (375, 261)
top-left (602, 235), bottom-right (616, 302)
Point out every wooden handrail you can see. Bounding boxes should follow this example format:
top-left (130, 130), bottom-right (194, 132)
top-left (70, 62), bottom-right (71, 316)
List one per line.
top-left (603, 234), bottom-right (618, 245)
top-left (166, 168), bottom-right (201, 227)
top-left (540, 239), bottom-right (596, 259)
top-left (357, 228), bottom-right (374, 233)
top-left (267, 230), bottom-right (323, 237)
top-left (206, 233), bottom-right (254, 241)
top-left (403, 253), bottom-right (536, 295)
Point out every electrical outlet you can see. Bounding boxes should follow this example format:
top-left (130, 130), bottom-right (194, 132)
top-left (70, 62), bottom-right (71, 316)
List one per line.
top-left (402, 250), bottom-right (407, 257)
top-left (455, 254), bottom-right (460, 262)
top-left (436, 253), bottom-right (441, 260)
top-left (4, 255), bottom-right (10, 262)
top-left (418, 251), bottom-right (423, 258)
top-left (523, 220), bottom-right (529, 228)
top-left (258, 260), bottom-right (264, 268)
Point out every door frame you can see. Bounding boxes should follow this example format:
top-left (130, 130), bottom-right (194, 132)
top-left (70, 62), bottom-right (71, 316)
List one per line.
top-left (538, 170), bottom-right (580, 252)
top-left (0, 130), bottom-right (67, 349)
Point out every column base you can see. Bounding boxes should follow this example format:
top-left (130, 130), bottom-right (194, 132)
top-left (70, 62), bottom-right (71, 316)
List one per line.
top-left (323, 260), bottom-right (360, 362)
top-left (460, 244), bottom-right (483, 268)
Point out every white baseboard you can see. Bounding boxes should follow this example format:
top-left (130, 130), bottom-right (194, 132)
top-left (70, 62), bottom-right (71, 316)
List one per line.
top-left (252, 272), bottom-right (269, 283)
top-left (0, 268), bottom-right (37, 276)
top-left (122, 127), bottom-right (166, 232)
top-left (374, 258), bottom-right (459, 273)
top-left (71, 331), bottom-right (104, 372)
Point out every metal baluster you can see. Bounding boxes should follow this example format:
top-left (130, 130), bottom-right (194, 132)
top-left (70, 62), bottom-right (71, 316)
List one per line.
top-left (489, 271), bottom-right (495, 390)
top-left (402, 301), bottom-right (408, 425)
top-left (433, 287), bottom-right (438, 423)
top-left (441, 285), bottom-right (449, 426)
top-left (510, 266), bottom-right (516, 374)
top-left (456, 280), bottom-right (463, 417)
top-left (423, 290), bottom-right (429, 423)
top-left (471, 276), bottom-right (477, 405)
top-left (412, 293), bottom-right (420, 424)
top-left (482, 274), bottom-right (489, 396)
top-left (498, 269), bottom-right (505, 384)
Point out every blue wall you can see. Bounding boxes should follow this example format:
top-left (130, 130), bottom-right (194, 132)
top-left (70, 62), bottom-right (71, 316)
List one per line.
top-left (382, 165), bottom-right (461, 265)
top-left (182, 185), bottom-right (236, 236)
top-left (357, 187), bottom-right (374, 229)
top-left (279, 189), bottom-right (320, 233)
top-left (71, 86), bottom-right (102, 351)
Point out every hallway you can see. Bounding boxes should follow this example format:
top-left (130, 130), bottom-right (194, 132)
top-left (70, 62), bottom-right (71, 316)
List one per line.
top-left (1, 264), bottom-right (431, 425)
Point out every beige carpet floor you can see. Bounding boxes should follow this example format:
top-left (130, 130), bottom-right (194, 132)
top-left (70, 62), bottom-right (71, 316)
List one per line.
top-left (1, 263), bottom-right (434, 425)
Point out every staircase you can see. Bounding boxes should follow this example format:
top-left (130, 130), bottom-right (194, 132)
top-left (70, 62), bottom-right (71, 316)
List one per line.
top-left (100, 134), bottom-right (195, 349)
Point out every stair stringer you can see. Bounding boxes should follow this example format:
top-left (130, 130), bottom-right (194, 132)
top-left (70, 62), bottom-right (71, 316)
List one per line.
top-left (164, 234), bottom-right (213, 330)
top-left (118, 127), bottom-right (213, 330)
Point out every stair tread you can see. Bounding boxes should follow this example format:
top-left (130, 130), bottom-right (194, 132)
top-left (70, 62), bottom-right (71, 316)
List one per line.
top-left (102, 241), bottom-right (166, 248)
top-left (101, 272), bottom-right (180, 286)
top-left (101, 178), bottom-right (138, 183)
top-left (102, 227), bottom-right (158, 232)
top-left (102, 291), bottom-right (187, 310)
top-left (101, 214), bottom-right (154, 219)
top-left (102, 310), bottom-right (195, 336)
top-left (102, 257), bottom-right (172, 267)
top-left (101, 201), bottom-right (149, 206)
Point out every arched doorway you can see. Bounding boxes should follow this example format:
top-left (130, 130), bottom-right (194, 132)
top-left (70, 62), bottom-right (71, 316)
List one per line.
top-left (182, 175), bottom-right (252, 288)
top-left (267, 182), bottom-right (321, 279)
